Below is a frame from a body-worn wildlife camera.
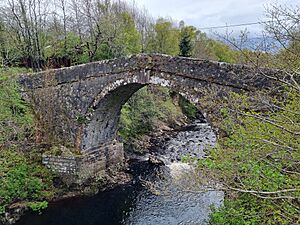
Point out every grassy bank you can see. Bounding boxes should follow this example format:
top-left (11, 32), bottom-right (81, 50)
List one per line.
top-left (0, 68), bottom-right (55, 222)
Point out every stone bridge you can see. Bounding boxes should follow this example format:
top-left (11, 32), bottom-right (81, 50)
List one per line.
top-left (18, 54), bottom-right (282, 152)
top-left (18, 54), bottom-right (283, 180)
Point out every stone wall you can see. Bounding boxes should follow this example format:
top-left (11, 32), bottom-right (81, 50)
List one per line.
top-left (42, 155), bottom-right (80, 175)
top-left (42, 140), bottom-right (124, 184)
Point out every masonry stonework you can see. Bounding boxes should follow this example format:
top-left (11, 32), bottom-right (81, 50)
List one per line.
top-left (18, 54), bottom-right (286, 181)
top-left (42, 140), bottom-right (124, 184)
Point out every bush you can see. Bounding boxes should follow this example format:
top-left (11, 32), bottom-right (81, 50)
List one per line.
top-left (0, 149), bottom-right (54, 216)
top-left (198, 90), bottom-right (300, 224)
top-left (28, 201), bottom-right (48, 213)
top-left (119, 86), bottom-right (158, 142)
top-left (0, 68), bottom-right (33, 144)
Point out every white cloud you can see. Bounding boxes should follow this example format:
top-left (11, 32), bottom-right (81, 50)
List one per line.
top-left (131, 0), bottom-right (300, 35)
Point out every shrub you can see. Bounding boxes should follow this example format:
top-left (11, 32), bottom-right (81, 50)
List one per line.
top-left (198, 90), bottom-right (300, 224)
top-left (0, 68), bottom-right (54, 219)
top-left (0, 68), bottom-right (33, 144)
top-left (0, 149), bottom-right (54, 216)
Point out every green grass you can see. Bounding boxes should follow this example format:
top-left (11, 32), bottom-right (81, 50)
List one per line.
top-left (0, 67), bottom-right (54, 220)
top-left (0, 67), bottom-right (33, 144)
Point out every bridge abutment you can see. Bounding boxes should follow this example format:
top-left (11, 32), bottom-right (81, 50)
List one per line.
top-left (42, 140), bottom-right (125, 185)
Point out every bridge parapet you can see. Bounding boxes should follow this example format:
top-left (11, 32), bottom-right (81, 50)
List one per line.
top-left (19, 54), bottom-right (281, 91)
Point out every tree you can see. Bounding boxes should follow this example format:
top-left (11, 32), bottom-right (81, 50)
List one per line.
top-left (0, 0), bottom-right (51, 70)
top-left (0, 18), bottom-right (9, 66)
top-left (209, 39), bottom-right (237, 63)
top-left (195, 4), bottom-right (300, 224)
top-left (146, 18), bottom-right (180, 56)
top-left (116, 12), bottom-right (141, 56)
top-left (68, 0), bottom-right (142, 61)
top-left (192, 31), bottom-right (237, 63)
top-left (134, 7), bottom-right (154, 53)
top-left (265, 4), bottom-right (300, 70)
top-left (179, 23), bottom-right (197, 57)
top-left (192, 31), bottom-right (217, 60)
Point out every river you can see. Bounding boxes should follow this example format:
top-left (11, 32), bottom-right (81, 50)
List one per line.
top-left (15, 121), bottom-right (223, 225)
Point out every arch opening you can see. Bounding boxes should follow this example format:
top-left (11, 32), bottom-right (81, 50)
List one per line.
top-left (81, 83), bottom-right (146, 152)
top-left (81, 81), bottom-right (205, 153)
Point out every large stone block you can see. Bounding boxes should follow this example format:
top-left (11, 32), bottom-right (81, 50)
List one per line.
top-left (42, 140), bottom-right (124, 184)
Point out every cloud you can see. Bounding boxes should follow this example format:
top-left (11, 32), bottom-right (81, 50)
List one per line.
top-left (132, 0), bottom-right (300, 34)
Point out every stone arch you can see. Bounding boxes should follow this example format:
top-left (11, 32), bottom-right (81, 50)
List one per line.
top-left (18, 54), bottom-right (284, 154)
top-left (81, 73), bottom-right (206, 153)
top-left (80, 83), bottom-right (145, 152)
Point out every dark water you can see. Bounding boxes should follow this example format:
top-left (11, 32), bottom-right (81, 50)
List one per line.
top-left (15, 160), bottom-right (223, 225)
top-left (15, 161), bottom-right (154, 225)
top-left (15, 122), bottom-right (223, 225)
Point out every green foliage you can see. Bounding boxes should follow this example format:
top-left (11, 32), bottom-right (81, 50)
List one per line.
top-left (28, 201), bottom-right (48, 213)
top-left (0, 69), bottom-right (54, 219)
top-left (179, 25), bottom-right (197, 57)
top-left (276, 39), bottom-right (300, 70)
top-left (192, 32), bottom-right (237, 63)
top-left (119, 87), bottom-right (158, 141)
top-left (178, 95), bottom-right (198, 120)
top-left (210, 193), bottom-right (300, 225)
top-left (118, 86), bottom-right (192, 147)
top-left (0, 24), bottom-right (24, 66)
top-left (76, 114), bottom-right (88, 125)
top-left (44, 32), bottom-right (84, 64)
top-left (118, 12), bottom-right (142, 55)
top-left (0, 0), bottom-right (244, 68)
top-left (91, 11), bottom-right (142, 61)
top-left (209, 197), bottom-right (261, 225)
top-left (197, 90), bottom-right (300, 224)
top-left (236, 49), bottom-right (275, 67)
top-left (209, 40), bottom-right (237, 63)
top-left (0, 68), bottom-right (33, 144)
top-left (0, 149), bottom-right (54, 216)
top-left (0, 67), bottom-right (31, 77)
top-left (146, 18), bottom-right (180, 56)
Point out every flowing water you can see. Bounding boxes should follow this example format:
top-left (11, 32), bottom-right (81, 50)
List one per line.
top-left (15, 121), bottom-right (223, 225)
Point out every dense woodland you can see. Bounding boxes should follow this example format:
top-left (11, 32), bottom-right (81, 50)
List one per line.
top-left (0, 0), bottom-right (252, 69)
top-left (0, 0), bottom-right (299, 224)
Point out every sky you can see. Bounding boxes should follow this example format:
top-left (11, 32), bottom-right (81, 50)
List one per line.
top-left (133, 0), bottom-right (300, 36)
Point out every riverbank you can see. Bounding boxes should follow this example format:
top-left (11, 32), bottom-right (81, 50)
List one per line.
top-left (2, 166), bottom-right (132, 225)
top-left (12, 121), bottom-right (223, 225)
